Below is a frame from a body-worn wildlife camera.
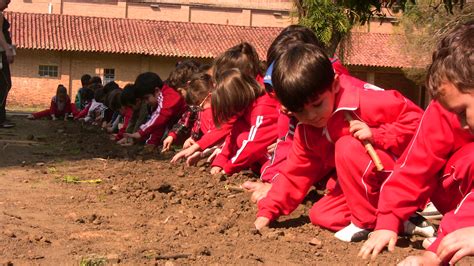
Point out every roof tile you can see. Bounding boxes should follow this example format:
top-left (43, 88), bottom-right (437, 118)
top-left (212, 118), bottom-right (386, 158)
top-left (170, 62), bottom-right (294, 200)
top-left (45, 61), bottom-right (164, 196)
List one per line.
top-left (6, 12), bottom-right (424, 68)
top-left (6, 11), bottom-right (282, 59)
top-left (340, 32), bottom-right (428, 68)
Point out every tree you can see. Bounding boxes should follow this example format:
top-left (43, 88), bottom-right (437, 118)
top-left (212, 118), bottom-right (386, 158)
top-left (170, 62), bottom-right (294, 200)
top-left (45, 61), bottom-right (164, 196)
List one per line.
top-left (399, 0), bottom-right (473, 84)
top-left (294, 0), bottom-right (468, 55)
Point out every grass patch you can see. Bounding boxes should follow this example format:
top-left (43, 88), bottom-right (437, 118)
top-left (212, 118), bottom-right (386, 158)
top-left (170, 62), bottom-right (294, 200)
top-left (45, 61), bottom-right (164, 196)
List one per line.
top-left (63, 175), bottom-right (102, 184)
top-left (79, 257), bottom-right (107, 266)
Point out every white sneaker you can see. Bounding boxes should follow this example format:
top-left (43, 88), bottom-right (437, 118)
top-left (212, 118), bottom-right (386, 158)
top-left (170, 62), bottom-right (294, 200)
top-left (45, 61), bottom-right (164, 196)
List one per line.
top-left (334, 223), bottom-right (371, 242)
top-left (420, 202), bottom-right (443, 220)
top-left (422, 237), bottom-right (437, 249)
top-left (403, 213), bottom-right (436, 238)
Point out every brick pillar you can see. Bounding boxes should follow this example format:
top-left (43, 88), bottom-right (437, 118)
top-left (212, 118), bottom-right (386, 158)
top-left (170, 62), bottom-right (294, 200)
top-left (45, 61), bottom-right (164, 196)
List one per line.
top-left (118, 0), bottom-right (128, 18)
top-left (60, 53), bottom-right (73, 97)
top-left (242, 9), bottom-right (251, 26)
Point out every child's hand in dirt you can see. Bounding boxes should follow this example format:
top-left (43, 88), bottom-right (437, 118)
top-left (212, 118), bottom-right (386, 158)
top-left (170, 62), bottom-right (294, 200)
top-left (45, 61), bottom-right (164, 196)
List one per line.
top-left (186, 151), bottom-right (202, 166)
top-left (254, 217), bottom-right (270, 231)
top-left (170, 143), bottom-right (201, 163)
top-left (210, 166), bottom-right (222, 175)
top-left (183, 137), bottom-right (196, 149)
top-left (118, 138), bottom-right (134, 146)
top-left (397, 251), bottom-right (441, 266)
top-left (124, 132), bottom-right (141, 139)
top-left (358, 229), bottom-right (397, 260)
top-left (348, 120), bottom-right (373, 143)
top-left (242, 181), bottom-right (272, 203)
top-left (437, 226), bottom-right (474, 265)
top-left (51, 115), bottom-right (57, 121)
top-left (162, 136), bottom-right (174, 153)
top-left (207, 148), bottom-right (221, 163)
top-left (63, 116), bottom-right (68, 121)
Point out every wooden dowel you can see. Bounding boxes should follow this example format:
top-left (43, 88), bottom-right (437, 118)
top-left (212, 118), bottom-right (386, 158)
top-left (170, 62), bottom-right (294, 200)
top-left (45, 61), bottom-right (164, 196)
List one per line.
top-left (155, 253), bottom-right (192, 260)
top-left (344, 112), bottom-right (384, 171)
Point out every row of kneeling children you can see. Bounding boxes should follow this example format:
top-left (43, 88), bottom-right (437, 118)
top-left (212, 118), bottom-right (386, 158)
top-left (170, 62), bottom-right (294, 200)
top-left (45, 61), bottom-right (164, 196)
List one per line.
top-left (27, 21), bottom-right (474, 266)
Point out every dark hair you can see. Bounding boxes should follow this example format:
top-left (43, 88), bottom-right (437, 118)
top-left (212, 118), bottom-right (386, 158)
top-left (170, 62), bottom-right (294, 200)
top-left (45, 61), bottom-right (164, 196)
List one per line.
top-left (107, 90), bottom-right (122, 112)
top-left (212, 68), bottom-right (264, 126)
top-left (267, 25), bottom-right (324, 64)
top-left (81, 88), bottom-right (95, 103)
top-left (94, 88), bottom-right (106, 103)
top-left (56, 84), bottom-right (68, 98)
top-left (80, 74), bottom-right (91, 87)
top-left (90, 76), bottom-right (102, 86)
top-left (120, 83), bottom-right (137, 107)
top-left (103, 81), bottom-right (120, 95)
top-left (272, 43), bottom-right (334, 113)
top-left (185, 73), bottom-right (213, 106)
top-left (213, 42), bottom-right (260, 80)
top-left (427, 20), bottom-right (474, 98)
top-left (198, 64), bottom-right (212, 74)
top-left (167, 60), bottom-right (200, 90)
top-left (134, 72), bottom-right (163, 98)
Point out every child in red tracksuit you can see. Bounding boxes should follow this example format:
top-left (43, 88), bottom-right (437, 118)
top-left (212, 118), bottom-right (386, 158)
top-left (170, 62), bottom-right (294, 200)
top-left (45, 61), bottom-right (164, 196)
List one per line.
top-left (163, 73), bottom-right (213, 152)
top-left (113, 84), bottom-right (135, 142)
top-left (28, 85), bottom-right (73, 120)
top-left (124, 72), bottom-right (186, 147)
top-left (209, 69), bottom-right (278, 175)
top-left (243, 25), bottom-right (351, 199)
top-left (171, 42), bottom-right (265, 169)
top-left (259, 58), bottom-right (350, 184)
top-left (168, 73), bottom-right (220, 165)
top-left (254, 43), bottom-right (425, 243)
top-left (359, 21), bottom-right (474, 266)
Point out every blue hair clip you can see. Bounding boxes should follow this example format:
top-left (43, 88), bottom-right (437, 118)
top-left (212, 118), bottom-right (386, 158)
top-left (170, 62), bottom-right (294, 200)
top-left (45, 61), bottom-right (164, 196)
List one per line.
top-left (264, 61), bottom-right (274, 92)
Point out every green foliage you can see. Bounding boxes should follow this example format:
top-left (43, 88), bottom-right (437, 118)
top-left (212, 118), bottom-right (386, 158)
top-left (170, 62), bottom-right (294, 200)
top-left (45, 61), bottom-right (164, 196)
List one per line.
top-left (399, 0), bottom-right (473, 84)
top-left (298, 0), bottom-right (351, 46)
top-left (79, 257), bottom-right (106, 266)
top-left (293, 0), bottom-right (468, 55)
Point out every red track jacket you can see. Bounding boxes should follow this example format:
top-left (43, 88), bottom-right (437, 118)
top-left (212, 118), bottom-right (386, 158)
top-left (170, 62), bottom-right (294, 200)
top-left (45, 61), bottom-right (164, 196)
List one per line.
top-left (211, 93), bottom-right (279, 175)
top-left (138, 85), bottom-right (186, 145)
top-left (375, 101), bottom-right (474, 250)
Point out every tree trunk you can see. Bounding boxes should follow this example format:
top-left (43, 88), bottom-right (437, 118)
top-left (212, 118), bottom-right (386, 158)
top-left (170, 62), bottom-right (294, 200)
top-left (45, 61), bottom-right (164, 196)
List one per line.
top-left (327, 30), bottom-right (343, 57)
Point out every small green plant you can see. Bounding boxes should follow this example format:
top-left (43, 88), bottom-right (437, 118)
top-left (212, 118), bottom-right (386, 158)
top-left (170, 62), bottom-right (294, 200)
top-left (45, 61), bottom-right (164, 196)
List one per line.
top-left (79, 257), bottom-right (107, 266)
top-left (63, 175), bottom-right (80, 183)
top-left (63, 175), bottom-right (102, 184)
top-left (47, 167), bottom-right (57, 174)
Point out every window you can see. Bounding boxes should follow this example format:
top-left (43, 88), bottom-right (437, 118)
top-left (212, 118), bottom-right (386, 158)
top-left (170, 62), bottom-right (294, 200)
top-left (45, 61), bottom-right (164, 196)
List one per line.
top-left (38, 65), bottom-right (58, 77)
top-left (103, 68), bottom-right (115, 84)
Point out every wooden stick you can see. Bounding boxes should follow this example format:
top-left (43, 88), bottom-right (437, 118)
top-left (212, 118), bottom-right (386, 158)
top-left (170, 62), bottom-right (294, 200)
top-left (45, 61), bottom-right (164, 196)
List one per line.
top-left (155, 253), bottom-right (192, 260)
top-left (224, 185), bottom-right (246, 193)
top-left (344, 112), bottom-right (384, 171)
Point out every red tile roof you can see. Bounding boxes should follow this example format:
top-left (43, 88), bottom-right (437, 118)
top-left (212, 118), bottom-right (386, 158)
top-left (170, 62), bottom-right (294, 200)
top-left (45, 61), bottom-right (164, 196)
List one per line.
top-left (340, 32), bottom-right (429, 68)
top-left (5, 11), bottom-right (281, 59)
top-left (6, 11), bottom-right (425, 68)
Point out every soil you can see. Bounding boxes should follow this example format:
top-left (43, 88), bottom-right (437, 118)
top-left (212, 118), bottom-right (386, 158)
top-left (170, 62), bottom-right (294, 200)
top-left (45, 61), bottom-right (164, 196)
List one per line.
top-left (1, 114), bottom-right (473, 265)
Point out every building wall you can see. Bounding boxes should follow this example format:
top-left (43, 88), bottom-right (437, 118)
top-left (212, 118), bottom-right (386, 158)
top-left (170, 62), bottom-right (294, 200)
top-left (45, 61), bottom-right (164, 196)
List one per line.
top-left (8, 0), bottom-right (292, 27)
top-left (8, 49), bottom-right (210, 109)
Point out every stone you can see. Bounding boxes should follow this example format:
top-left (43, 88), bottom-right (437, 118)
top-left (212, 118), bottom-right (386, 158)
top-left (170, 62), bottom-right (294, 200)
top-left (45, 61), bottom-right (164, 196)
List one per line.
top-left (309, 238), bottom-right (323, 249)
top-left (3, 230), bottom-right (16, 238)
